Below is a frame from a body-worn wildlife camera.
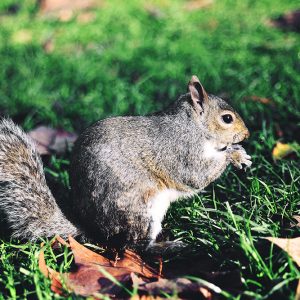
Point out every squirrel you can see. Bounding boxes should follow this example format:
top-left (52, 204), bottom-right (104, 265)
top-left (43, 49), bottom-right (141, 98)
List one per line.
top-left (0, 75), bottom-right (251, 252)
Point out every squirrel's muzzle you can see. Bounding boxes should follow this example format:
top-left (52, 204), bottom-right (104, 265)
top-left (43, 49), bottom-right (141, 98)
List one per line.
top-left (233, 129), bottom-right (250, 144)
top-left (244, 129), bottom-right (250, 139)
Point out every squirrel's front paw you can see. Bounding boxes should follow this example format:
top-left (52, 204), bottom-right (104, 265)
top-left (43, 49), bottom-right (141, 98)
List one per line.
top-left (227, 145), bottom-right (252, 169)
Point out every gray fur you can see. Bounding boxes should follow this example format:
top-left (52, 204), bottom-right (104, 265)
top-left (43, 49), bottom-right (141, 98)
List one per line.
top-left (69, 89), bottom-right (251, 249)
top-left (0, 119), bottom-right (80, 240)
top-left (0, 76), bottom-right (251, 249)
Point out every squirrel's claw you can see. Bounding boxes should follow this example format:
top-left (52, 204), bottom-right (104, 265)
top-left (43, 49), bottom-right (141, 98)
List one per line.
top-left (227, 145), bottom-right (252, 170)
top-left (145, 240), bottom-right (188, 256)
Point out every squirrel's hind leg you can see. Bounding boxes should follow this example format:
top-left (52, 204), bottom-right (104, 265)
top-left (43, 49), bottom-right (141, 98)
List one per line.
top-left (145, 240), bottom-right (188, 256)
top-left (140, 188), bottom-right (189, 256)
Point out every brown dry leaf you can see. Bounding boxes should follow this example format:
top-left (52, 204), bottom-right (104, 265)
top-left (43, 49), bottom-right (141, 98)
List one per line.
top-left (272, 142), bottom-right (296, 161)
top-left (292, 216), bottom-right (300, 228)
top-left (275, 123), bottom-right (284, 138)
top-left (268, 10), bottom-right (300, 32)
top-left (131, 296), bottom-right (163, 300)
top-left (59, 9), bottom-right (73, 22)
top-left (266, 237), bottom-right (300, 300)
top-left (39, 237), bottom-right (128, 297)
top-left (185, 0), bottom-right (213, 11)
top-left (39, 0), bottom-right (102, 21)
top-left (49, 129), bottom-right (78, 154)
top-left (39, 247), bottom-right (128, 297)
top-left (54, 235), bottom-right (70, 247)
top-left (39, 0), bottom-right (100, 13)
top-left (77, 11), bottom-right (96, 24)
top-left (39, 245), bottom-right (65, 295)
top-left (266, 237), bottom-right (300, 266)
top-left (28, 126), bottom-right (77, 155)
top-left (39, 237), bottom-right (218, 298)
top-left (66, 264), bottom-right (131, 296)
top-left (28, 126), bottom-right (56, 155)
top-left (68, 236), bottom-right (111, 266)
top-left (39, 236), bottom-right (158, 297)
top-left (69, 237), bottom-right (157, 278)
top-left (43, 37), bottom-right (55, 53)
top-left (117, 249), bottom-right (158, 279)
top-left (131, 273), bottom-right (213, 299)
top-left (38, 245), bottom-right (50, 277)
top-left (244, 95), bottom-right (274, 105)
top-left (69, 236), bottom-right (158, 281)
top-left (200, 286), bottom-right (213, 299)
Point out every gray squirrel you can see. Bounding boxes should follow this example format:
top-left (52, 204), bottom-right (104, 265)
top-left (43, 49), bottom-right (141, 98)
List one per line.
top-left (0, 75), bottom-right (251, 252)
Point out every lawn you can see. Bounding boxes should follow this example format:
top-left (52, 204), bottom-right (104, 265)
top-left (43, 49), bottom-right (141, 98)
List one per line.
top-left (0, 0), bottom-right (300, 298)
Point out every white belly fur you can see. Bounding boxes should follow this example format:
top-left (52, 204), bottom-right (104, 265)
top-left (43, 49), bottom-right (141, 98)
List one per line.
top-left (148, 189), bottom-right (194, 241)
top-left (203, 140), bottom-right (226, 160)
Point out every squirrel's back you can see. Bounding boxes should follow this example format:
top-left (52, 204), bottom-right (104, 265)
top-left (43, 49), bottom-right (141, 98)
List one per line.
top-left (0, 119), bottom-right (79, 240)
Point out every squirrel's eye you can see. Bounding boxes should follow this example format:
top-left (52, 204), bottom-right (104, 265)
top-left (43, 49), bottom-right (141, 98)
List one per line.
top-left (222, 114), bottom-right (233, 124)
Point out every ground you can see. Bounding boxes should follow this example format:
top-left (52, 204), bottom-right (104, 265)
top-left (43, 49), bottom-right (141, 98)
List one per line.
top-left (0, 0), bottom-right (299, 299)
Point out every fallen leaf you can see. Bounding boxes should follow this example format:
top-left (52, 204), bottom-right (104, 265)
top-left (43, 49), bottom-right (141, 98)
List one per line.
top-left (38, 244), bottom-right (49, 278)
top-left (49, 129), bottom-right (78, 154)
top-left (28, 126), bottom-right (77, 155)
top-left (292, 216), bottom-right (300, 228)
top-left (66, 264), bottom-right (131, 296)
top-left (266, 237), bottom-right (300, 267)
top-left (68, 236), bottom-right (157, 278)
top-left (272, 142), bottom-right (297, 160)
top-left (184, 0), bottom-right (213, 11)
top-left (268, 10), bottom-right (300, 32)
top-left (28, 126), bottom-right (56, 155)
top-left (266, 237), bottom-right (300, 300)
top-left (200, 286), bottom-right (213, 299)
top-left (58, 9), bottom-right (73, 22)
top-left (77, 11), bottom-right (96, 23)
top-left (38, 245), bottom-right (65, 295)
top-left (39, 237), bottom-right (227, 298)
top-left (39, 0), bottom-right (99, 13)
top-left (117, 249), bottom-right (158, 279)
top-left (244, 95), bottom-right (274, 105)
top-left (131, 295), bottom-right (163, 300)
top-left (275, 123), bottom-right (284, 138)
top-left (39, 237), bottom-right (157, 297)
top-left (39, 0), bottom-right (103, 21)
top-left (68, 236), bottom-right (109, 266)
top-left (131, 273), bottom-right (213, 299)
top-left (43, 37), bottom-right (55, 53)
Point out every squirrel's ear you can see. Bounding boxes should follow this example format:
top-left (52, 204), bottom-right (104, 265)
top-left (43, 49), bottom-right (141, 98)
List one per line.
top-left (187, 75), bottom-right (208, 114)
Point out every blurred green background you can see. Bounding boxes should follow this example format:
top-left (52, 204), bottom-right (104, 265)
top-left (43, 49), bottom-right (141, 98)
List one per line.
top-left (0, 0), bottom-right (299, 138)
top-left (0, 0), bottom-right (300, 298)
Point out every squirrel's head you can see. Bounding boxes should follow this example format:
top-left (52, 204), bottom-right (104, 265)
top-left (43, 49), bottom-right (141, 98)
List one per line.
top-left (187, 75), bottom-right (250, 149)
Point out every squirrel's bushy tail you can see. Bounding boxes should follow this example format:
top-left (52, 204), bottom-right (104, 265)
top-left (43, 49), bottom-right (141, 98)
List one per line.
top-left (0, 119), bottom-right (80, 240)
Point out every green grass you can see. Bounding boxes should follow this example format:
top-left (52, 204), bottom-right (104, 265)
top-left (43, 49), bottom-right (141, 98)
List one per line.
top-left (0, 0), bottom-right (300, 298)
